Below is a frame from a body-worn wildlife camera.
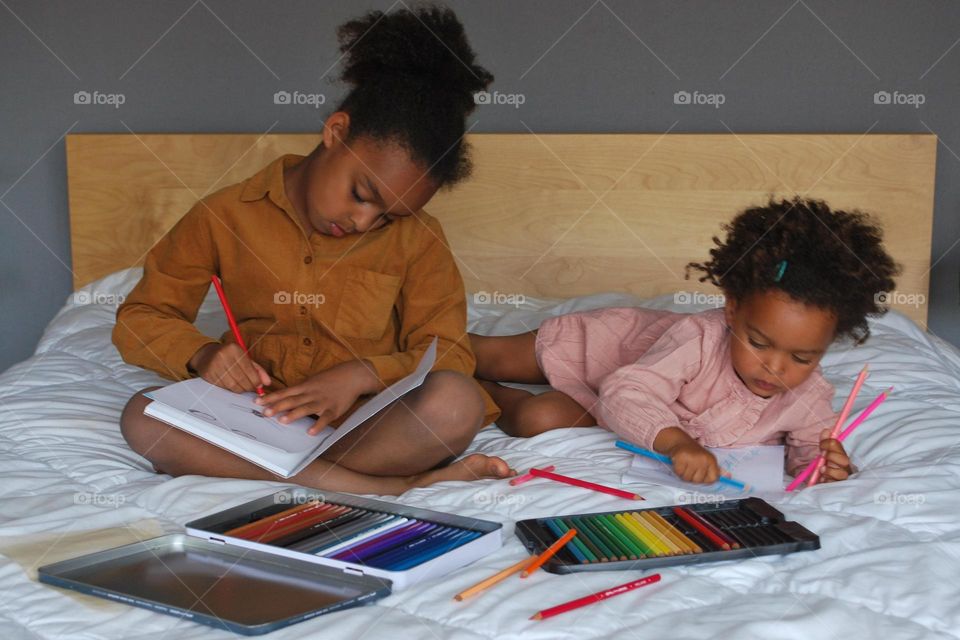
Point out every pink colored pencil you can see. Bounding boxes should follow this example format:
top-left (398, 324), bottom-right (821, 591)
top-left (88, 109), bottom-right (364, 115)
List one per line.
top-left (786, 386), bottom-right (892, 491)
top-left (510, 465), bottom-right (555, 486)
top-left (808, 365), bottom-right (869, 485)
top-left (528, 467), bottom-right (644, 500)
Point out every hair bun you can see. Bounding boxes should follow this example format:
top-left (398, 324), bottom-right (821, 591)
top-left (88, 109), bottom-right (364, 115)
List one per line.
top-left (337, 5), bottom-right (493, 114)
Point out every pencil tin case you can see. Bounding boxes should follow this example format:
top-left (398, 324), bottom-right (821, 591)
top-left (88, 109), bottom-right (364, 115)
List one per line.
top-left (514, 497), bottom-right (819, 574)
top-left (39, 487), bottom-right (502, 634)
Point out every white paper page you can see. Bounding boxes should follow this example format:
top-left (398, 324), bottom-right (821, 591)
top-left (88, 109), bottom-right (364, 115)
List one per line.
top-left (146, 379), bottom-right (327, 454)
top-left (621, 445), bottom-right (786, 493)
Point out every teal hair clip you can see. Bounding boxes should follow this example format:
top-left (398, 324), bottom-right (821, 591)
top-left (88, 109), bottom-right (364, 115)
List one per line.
top-left (774, 260), bottom-right (788, 282)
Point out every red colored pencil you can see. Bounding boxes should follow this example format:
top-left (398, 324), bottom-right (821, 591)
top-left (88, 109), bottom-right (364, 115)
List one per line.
top-left (672, 507), bottom-right (735, 550)
top-left (531, 574), bottom-right (661, 620)
top-left (528, 468), bottom-right (644, 501)
top-left (253, 505), bottom-right (350, 544)
top-left (210, 275), bottom-right (264, 397)
top-left (224, 500), bottom-right (333, 539)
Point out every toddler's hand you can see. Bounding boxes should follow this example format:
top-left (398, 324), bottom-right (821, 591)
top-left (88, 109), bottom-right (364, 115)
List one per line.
top-left (189, 343), bottom-right (270, 394)
top-left (668, 441), bottom-right (722, 484)
top-left (812, 428), bottom-right (853, 483)
top-left (255, 360), bottom-right (374, 435)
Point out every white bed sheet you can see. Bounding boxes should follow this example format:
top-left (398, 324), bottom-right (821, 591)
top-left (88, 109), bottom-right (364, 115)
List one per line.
top-left (1, 267), bottom-right (959, 639)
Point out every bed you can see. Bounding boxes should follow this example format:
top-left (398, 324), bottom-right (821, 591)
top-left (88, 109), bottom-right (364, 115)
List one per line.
top-left (2, 132), bottom-right (958, 639)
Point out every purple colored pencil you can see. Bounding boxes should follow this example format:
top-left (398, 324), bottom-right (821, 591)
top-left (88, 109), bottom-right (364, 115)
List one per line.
top-left (331, 521), bottom-right (435, 562)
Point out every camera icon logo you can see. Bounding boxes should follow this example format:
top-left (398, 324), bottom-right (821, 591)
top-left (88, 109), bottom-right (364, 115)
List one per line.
top-left (274, 290), bottom-right (292, 304)
top-left (673, 291), bottom-right (692, 305)
top-left (873, 91), bottom-right (891, 105)
top-left (473, 91), bottom-right (491, 105)
top-left (73, 91), bottom-right (91, 105)
top-left (473, 291), bottom-right (491, 304)
top-left (273, 90), bottom-right (291, 105)
top-left (673, 90), bottom-right (691, 105)
top-left (874, 291), bottom-right (890, 305)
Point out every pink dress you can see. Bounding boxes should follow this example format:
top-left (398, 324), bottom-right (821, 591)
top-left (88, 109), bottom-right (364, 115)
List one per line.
top-left (535, 307), bottom-right (837, 473)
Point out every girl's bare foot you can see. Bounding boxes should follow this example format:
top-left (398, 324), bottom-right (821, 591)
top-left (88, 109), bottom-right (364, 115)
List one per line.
top-left (407, 453), bottom-right (515, 489)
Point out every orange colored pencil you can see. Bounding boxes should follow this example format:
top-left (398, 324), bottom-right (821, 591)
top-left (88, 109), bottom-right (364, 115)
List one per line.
top-left (224, 499), bottom-right (327, 538)
top-left (453, 556), bottom-right (536, 601)
top-left (521, 529), bottom-right (578, 578)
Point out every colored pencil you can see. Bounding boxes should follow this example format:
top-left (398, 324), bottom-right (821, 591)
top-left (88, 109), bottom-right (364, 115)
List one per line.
top-left (283, 511), bottom-right (390, 551)
top-left (573, 516), bottom-right (622, 561)
top-left (366, 527), bottom-right (463, 569)
top-left (551, 518), bottom-right (596, 563)
top-left (808, 365), bottom-right (868, 486)
top-left (224, 499), bottom-right (328, 538)
top-left (210, 275), bottom-right (264, 397)
top-left (786, 386), bottom-right (892, 491)
top-left (589, 516), bottom-right (636, 560)
top-left (531, 574), bottom-right (661, 620)
top-left (252, 505), bottom-right (350, 544)
top-left (454, 556), bottom-right (537, 601)
top-left (331, 521), bottom-right (433, 562)
top-left (647, 510), bottom-right (701, 553)
top-left (528, 467), bottom-right (644, 500)
top-left (563, 517), bottom-right (607, 562)
top-left (614, 513), bottom-right (655, 557)
top-left (510, 464), bottom-right (556, 486)
top-left (389, 531), bottom-right (481, 571)
top-left (672, 507), bottom-right (732, 550)
top-left (637, 511), bottom-right (683, 555)
top-left (521, 528), bottom-right (578, 577)
top-left (544, 518), bottom-right (589, 564)
top-left (614, 440), bottom-right (750, 491)
top-left (266, 509), bottom-right (367, 547)
top-left (310, 517), bottom-right (409, 556)
top-left (599, 514), bottom-right (645, 558)
top-left (626, 512), bottom-right (670, 556)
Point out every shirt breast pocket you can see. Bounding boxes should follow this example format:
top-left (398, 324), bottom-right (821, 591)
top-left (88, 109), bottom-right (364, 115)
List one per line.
top-left (334, 268), bottom-right (402, 341)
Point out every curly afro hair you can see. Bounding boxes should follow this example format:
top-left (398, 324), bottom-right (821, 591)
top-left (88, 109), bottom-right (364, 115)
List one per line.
top-left (335, 4), bottom-right (493, 187)
top-left (687, 196), bottom-right (901, 344)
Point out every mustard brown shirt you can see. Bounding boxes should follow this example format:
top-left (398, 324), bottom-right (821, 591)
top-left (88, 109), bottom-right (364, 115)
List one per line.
top-left (113, 154), bottom-right (499, 424)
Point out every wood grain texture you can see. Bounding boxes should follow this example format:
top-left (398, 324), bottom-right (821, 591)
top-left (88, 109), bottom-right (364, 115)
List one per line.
top-left (66, 132), bottom-right (936, 325)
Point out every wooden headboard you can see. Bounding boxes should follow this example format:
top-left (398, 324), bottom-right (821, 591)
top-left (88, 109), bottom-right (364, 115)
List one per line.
top-left (66, 133), bottom-right (936, 326)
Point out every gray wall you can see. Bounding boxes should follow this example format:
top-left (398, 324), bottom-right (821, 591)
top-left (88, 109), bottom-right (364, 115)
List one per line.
top-left (2, 0), bottom-right (958, 374)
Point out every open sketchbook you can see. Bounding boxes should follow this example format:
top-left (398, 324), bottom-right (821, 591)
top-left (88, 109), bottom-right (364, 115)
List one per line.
top-left (621, 444), bottom-right (786, 494)
top-left (144, 338), bottom-right (437, 478)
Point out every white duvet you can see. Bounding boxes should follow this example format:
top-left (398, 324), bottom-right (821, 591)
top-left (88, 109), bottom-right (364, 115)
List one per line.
top-left (1, 267), bottom-right (959, 639)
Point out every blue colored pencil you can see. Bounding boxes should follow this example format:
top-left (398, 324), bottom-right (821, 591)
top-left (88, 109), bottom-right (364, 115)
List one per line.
top-left (365, 527), bottom-right (462, 568)
top-left (386, 531), bottom-right (482, 571)
top-left (544, 518), bottom-right (588, 564)
top-left (614, 440), bottom-right (750, 491)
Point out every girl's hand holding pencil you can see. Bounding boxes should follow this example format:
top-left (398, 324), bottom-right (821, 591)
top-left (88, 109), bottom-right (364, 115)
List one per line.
top-left (188, 342), bottom-right (272, 395)
top-left (810, 428), bottom-right (852, 483)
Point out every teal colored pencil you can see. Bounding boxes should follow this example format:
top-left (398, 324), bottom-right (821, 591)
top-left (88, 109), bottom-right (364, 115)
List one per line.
top-left (614, 440), bottom-right (750, 491)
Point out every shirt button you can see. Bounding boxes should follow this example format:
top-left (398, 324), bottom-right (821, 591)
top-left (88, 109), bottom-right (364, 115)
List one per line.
top-left (303, 256), bottom-right (313, 264)
top-left (303, 337), bottom-right (312, 347)
top-left (299, 306), bottom-right (307, 315)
